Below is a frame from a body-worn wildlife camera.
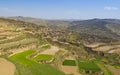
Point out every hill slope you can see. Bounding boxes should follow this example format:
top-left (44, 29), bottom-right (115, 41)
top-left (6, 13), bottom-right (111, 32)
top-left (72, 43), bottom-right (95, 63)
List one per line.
top-left (8, 17), bottom-right (120, 40)
top-left (68, 19), bottom-right (120, 39)
top-left (8, 16), bottom-right (71, 28)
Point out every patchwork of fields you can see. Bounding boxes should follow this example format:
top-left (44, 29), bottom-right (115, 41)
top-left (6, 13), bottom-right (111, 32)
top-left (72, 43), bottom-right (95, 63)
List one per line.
top-left (0, 21), bottom-right (66, 75)
top-left (61, 59), bottom-right (114, 75)
top-left (9, 50), bottom-right (66, 75)
top-left (0, 18), bottom-right (120, 75)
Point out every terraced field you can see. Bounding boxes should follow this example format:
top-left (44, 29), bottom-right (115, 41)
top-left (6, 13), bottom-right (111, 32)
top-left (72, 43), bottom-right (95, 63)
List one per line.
top-left (33, 54), bottom-right (53, 61)
top-left (0, 22), bottom-right (32, 55)
top-left (95, 61), bottom-right (113, 75)
top-left (78, 61), bottom-right (100, 71)
top-left (1, 18), bottom-right (120, 75)
top-left (84, 42), bottom-right (120, 75)
top-left (61, 59), bottom-right (114, 75)
top-left (0, 21), bottom-right (67, 75)
top-left (61, 58), bottom-right (110, 75)
top-left (62, 60), bottom-right (76, 66)
top-left (61, 59), bottom-right (80, 75)
top-left (85, 42), bottom-right (120, 54)
top-left (0, 38), bottom-right (37, 51)
top-left (61, 66), bottom-right (81, 75)
top-left (40, 46), bottom-right (60, 55)
top-left (9, 50), bottom-right (66, 75)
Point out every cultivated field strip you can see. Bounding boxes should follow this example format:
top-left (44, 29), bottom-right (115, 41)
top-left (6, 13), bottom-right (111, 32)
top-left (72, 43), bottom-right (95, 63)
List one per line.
top-left (9, 43), bottom-right (37, 56)
top-left (0, 31), bottom-right (20, 36)
top-left (0, 36), bottom-right (6, 40)
top-left (86, 42), bottom-right (120, 54)
top-left (0, 34), bottom-right (26, 44)
top-left (0, 38), bottom-right (37, 50)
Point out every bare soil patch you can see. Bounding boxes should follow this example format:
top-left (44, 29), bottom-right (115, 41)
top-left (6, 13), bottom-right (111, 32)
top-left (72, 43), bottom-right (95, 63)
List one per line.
top-left (106, 65), bottom-right (120, 75)
top-left (93, 46), bottom-right (114, 52)
top-left (0, 58), bottom-right (16, 75)
top-left (40, 46), bottom-right (59, 55)
top-left (84, 43), bottom-right (104, 48)
top-left (61, 66), bottom-right (81, 75)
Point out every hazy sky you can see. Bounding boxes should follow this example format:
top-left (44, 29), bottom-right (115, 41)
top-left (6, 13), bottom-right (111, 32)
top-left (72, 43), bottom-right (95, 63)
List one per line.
top-left (0, 0), bottom-right (120, 19)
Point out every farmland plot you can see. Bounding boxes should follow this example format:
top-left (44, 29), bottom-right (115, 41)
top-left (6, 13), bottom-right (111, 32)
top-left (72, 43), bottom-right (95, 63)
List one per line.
top-left (9, 50), bottom-right (66, 75)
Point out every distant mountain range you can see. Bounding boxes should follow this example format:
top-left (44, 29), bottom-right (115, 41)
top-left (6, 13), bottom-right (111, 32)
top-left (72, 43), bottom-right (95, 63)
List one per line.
top-left (8, 16), bottom-right (71, 28)
top-left (7, 16), bottom-right (120, 40)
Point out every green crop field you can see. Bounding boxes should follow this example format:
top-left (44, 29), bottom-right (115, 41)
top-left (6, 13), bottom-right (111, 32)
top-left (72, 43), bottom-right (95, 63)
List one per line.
top-left (62, 60), bottom-right (76, 66)
top-left (33, 54), bottom-right (53, 61)
top-left (10, 50), bottom-right (36, 66)
top-left (78, 61), bottom-right (100, 71)
top-left (9, 50), bottom-right (66, 75)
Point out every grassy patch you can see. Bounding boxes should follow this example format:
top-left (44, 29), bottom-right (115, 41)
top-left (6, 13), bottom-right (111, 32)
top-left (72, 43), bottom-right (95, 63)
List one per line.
top-left (10, 50), bottom-right (36, 66)
top-left (114, 65), bottom-right (120, 69)
top-left (69, 37), bottom-right (76, 41)
top-left (101, 58), bottom-right (109, 63)
top-left (62, 60), bottom-right (76, 66)
top-left (95, 61), bottom-right (113, 75)
top-left (110, 54), bottom-right (118, 59)
top-left (41, 45), bottom-right (51, 49)
top-left (38, 40), bottom-right (46, 45)
top-left (78, 61), bottom-right (100, 71)
top-left (9, 50), bottom-right (66, 75)
top-left (33, 54), bottom-right (53, 61)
